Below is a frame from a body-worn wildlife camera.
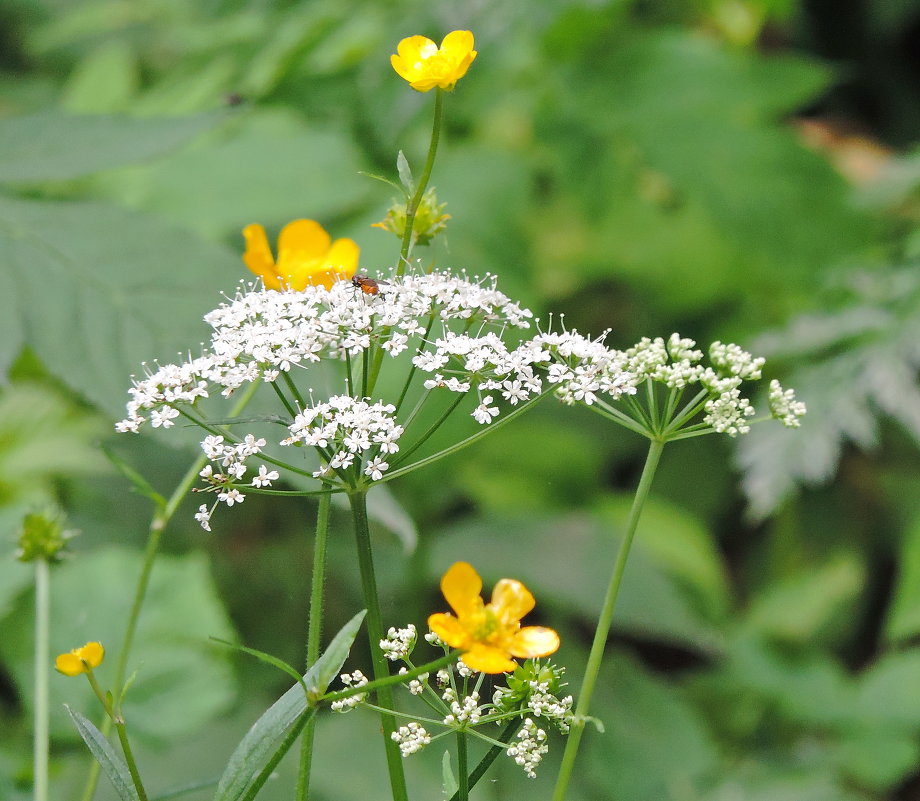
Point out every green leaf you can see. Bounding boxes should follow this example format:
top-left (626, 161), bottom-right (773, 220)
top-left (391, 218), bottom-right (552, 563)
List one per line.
top-left (0, 195), bottom-right (239, 418)
top-left (0, 547), bottom-right (237, 741)
top-left (441, 751), bottom-right (458, 799)
top-left (396, 150), bottom-right (414, 194)
top-left (64, 705), bottom-right (141, 801)
top-left (431, 510), bottom-right (724, 652)
top-left (101, 445), bottom-right (167, 510)
top-left (210, 638), bottom-right (305, 690)
top-left (96, 109), bottom-right (370, 240)
top-left (214, 610), bottom-right (365, 801)
top-left (856, 649), bottom-right (920, 728)
top-left (744, 552), bottom-right (865, 643)
top-left (0, 111), bottom-right (226, 184)
top-left (61, 41), bottom-right (139, 114)
top-left (886, 511), bottom-right (920, 642)
top-left (832, 725), bottom-right (920, 790)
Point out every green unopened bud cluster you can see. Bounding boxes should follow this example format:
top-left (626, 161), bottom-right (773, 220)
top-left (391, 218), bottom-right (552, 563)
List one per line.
top-left (16, 511), bottom-right (78, 563)
top-left (373, 188), bottom-right (450, 246)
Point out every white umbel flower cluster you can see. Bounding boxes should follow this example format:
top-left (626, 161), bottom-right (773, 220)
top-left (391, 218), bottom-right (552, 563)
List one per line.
top-left (330, 670), bottom-right (369, 712)
top-left (768, 379), bottom-right (807, 428)
top-left (506, 718), bottom-right (549, 779)
top-left (380, 624), bottom-right (417, 661)
top-left (391, 721), bottom-right (431, 757)
top-left (116, 271), bottom-right (533, 434)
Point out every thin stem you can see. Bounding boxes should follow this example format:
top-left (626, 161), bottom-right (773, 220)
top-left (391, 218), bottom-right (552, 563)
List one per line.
top-left (296, 491), bottom-right (331, 801)
top-left (113, 721), bottom-right (148, 801)
top-left (270, 381), bottom-right (297, 418)
top-left (456, 731), bottom-right (469, 801)
top-left (396, 89), bottom-right (444, 276)
top-left (389, 393), bottom-right (467, 469)
top-left (33, 558), bottom-right (50, 801)
top-left (551, 438), bottom-right (665, 801)
top-left (446, 718), bottom-right (522, 801)
top-left (348, 490), bottom-right (409, 801)
top-left (80, 382), bottom-right (259, 801)
top-left (320, 652), bottom-right (457, 705)
top-left (282, 371), bottom-right (307, 409)
top-left (383, 392), bottom-right (549, 481)
top-left (85, 672), bottom-right (148, 801)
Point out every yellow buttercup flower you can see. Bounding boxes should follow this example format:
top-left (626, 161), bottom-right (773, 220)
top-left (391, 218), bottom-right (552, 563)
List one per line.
top-left (242, 219), bottom-right (359, 291)
top-left (390, 30), bottom-right (477, 92)
top-left (55, 641), bottom-right (105, 677)
top-left (428, 562), bottom-right (560, 674)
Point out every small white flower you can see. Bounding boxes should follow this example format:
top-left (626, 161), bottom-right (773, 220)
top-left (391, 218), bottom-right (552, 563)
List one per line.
top-left (472, 396), bottom-right (499, 425)
top-left (218, 488), bottom-right (245, 506)
top-left (251, 465), bottom-right (280, 487)
top-left (194, 504), bottom-right (212, 532)
top-left (391, 721), bottom-right (431, 757)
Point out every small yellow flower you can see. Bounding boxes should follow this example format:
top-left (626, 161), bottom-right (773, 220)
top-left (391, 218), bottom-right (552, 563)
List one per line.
top-left (242, 219), bottom-right (359, 291)
top-left (390, 30), bottom-right (477, 92)
top-left (55, 641), bottom-right (105, 677)
top-left (428, 562), bottom-right (560, 674)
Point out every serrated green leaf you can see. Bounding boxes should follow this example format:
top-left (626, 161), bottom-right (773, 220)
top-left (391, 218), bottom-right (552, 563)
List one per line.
top-left (0, 111), bottom-right (226, 184)
top-left (214, 610), bottom-right (365, 801)
top-left (0, 195), bottom-right (238, 418)
top-left (65, 705), bottom-right (141, 801)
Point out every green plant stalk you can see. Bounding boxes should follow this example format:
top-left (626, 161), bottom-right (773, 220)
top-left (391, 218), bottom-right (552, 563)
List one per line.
top-left (396, 88), bottom-right (444, 276)
top-left (81, 382), bottom-right (259, 801)
top-left (456, 730), bottom-right (469, 801)
top-left (85, 672), bottom-right (148, 801)
top-left (447, 718), bottom-right (522, 801)
top-left (348, 490), bottom-right (409, 801)
top-left (33, 557), bottom-right (50, 801)
top-left (296, 490), bottom-right (331, 801)
top-left (551, 438), bottom-right (665, 801)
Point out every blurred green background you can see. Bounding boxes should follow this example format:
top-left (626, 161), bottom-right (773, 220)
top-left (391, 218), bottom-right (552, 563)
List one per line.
top-left (2, 0), bottom-right (920, 799)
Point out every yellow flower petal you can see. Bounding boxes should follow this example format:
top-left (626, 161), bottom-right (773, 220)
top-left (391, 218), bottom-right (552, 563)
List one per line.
top-left (55, 641), bottom-right (105, 676)
top-left (427, 612), bottom-right (470, 649)
top-left (390, 30), bottom-right (477, 92)
top-left (441, 561), bottom-right (484, 620)
top-left (241, 219), bottom-right (359, 292)
top-left (242, 224), bottom-right (281, 290)
top-left (489, 578), bottom-right (535, 625)
top-left (509, 626), bottom-right (560, 659)
top-left (461, 643), bottom-right (518, 674)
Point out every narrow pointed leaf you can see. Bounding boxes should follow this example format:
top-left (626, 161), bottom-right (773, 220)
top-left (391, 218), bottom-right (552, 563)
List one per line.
top-left (213, 610), bottom-right (365, 801)
top-left (210, 638), bottom-right (305, 689)
top-left (397, 150), bottom-right (414, 193)
top-left (102, 445), bottom-right (167, 510)
top-left (442, 751), bottom-right (458, 798)
top-left (65, 705), bottom-right (141, 801)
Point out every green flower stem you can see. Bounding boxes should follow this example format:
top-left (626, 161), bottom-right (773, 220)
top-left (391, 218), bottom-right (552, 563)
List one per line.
top-left (296, 490), bottom-right (331, 801)
top-left (389, 393), bottom-right (467, 469)
top-left (33, 557), bottom-right (50, 801)
top-left (81, 382), bottom-right (259, 801)
top-left (456, 731), bottom-right (469, 801)
top-left (383, 391), bottom-right (550, 482)
top-left (347, 490), bottom-right (409, 801)
top-left (551, 437), bottom-right (665, 801)
top-left (85, 672), bottom-right (148, 801)
top-left (320, 652), bottom-right (457, 704)
top-left (446, 718), bottom-right (522, 801)
top-left (396, 88), bottom-right (444, 276)
top-left (270, 380), bottom-right (298, 418)
top-left (282, 371), bottom-right (307, 409)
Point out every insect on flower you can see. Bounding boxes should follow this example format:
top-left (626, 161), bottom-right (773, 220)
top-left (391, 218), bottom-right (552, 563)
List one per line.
top-left (351, 274), bottom-right (388, 295)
